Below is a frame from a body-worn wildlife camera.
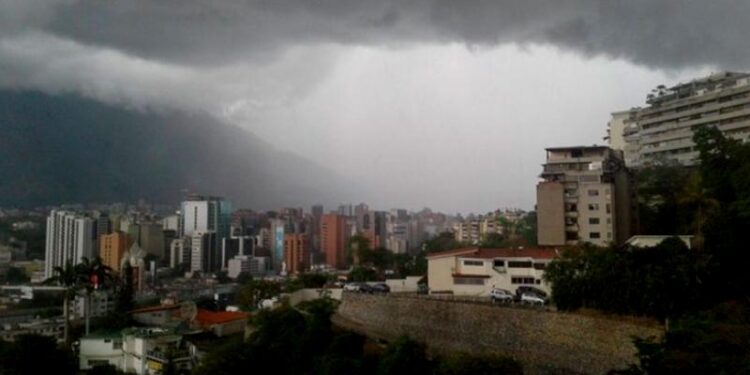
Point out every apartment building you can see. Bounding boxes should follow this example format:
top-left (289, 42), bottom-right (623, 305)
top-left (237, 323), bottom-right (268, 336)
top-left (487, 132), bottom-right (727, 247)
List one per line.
top-left (612, 72), bottom-right (750, 166)
top-left (426, 247), bottom-right (556, 296)
top-left (536, 146), bottom-right (635, 247)
top-left (44, 210), bottom-right (95, 279)
top-left (283, 233), bottom-right (310, 274)
top-left (321, 214), bottom-right (348, 269)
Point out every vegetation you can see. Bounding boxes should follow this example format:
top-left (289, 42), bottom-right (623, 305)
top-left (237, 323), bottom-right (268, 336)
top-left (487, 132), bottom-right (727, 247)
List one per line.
top-left (194, 298), bottom-right (523, 375)
top-left (548, 127), bottom-right (750, 374)
top-left (0, 334), bottom-right (76, 375)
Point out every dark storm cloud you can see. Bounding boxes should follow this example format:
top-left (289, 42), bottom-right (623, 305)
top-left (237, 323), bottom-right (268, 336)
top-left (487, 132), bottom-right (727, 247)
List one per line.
top-left (3, 0), bottom-right (748, 69)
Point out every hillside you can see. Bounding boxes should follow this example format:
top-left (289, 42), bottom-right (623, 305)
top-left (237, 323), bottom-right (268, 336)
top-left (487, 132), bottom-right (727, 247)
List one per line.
top-left (0, 90), bottom-right (356, 209)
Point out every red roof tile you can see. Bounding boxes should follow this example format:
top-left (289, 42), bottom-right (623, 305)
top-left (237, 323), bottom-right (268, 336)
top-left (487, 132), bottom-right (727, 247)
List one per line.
top-left (195, 309), bottom-right (250, 326)
top-left (130, 304), bottom-right (180, 314)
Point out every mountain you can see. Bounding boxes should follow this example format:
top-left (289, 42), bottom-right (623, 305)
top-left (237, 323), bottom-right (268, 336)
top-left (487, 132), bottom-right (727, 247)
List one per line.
top-left (0, 90), bottom-right (357, 209)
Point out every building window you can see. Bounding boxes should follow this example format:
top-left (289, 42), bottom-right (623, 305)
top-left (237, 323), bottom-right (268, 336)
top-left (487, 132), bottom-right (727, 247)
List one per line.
top-left (493, 260), bottom-right (505, 267)
top-left (454, 277), bottom-right (485, 285)
top-left (511, 277), bottom-right (536, 285)
top-left (590, 232), bottom-right (601, 239)
top-left (588, 217), bottom-right (600, 225)
top-left (606, 204), bottom-right (611, 214)
top-left (587, 189), bottom-right (599, 196)
top-left (533, 263), bottom-right (547, 270)
top-left (462, 260), bottom-right (484, 267)
top-left (588, 204), bottom-right (599, 211)
top-left (507, 261), bottom-right (533, 268)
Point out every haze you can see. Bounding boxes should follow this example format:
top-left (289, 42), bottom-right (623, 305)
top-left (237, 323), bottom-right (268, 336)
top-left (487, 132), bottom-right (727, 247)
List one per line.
top-left (2, 1), bottom-right (744, 213)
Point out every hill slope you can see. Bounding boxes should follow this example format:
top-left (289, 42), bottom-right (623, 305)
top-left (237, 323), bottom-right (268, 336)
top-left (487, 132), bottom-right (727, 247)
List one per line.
top-left (0, 90), bottom-right (356, 208)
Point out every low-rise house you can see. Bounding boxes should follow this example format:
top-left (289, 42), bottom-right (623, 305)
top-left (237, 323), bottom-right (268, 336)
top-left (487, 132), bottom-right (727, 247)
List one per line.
top-left (80, 328), bottom-right (193, 375)
top-left (131, 304), bottom-right (182, 326)
top-left (625, 235), bottom-right (693, 249)
top-left (193, 309), bottom-right (249, 337)
top-left (426, 247), bottom-right (558, 296)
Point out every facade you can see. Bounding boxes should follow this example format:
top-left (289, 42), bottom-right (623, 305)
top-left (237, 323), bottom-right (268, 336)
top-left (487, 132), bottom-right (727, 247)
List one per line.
top-left (618, 72), bottom-right (750, 167)
top-left (194, 309), bottom-right (249, 337)
top-left (190, 232), bottom-right (218, 274)
top-left (221, 234), bottom-right (254, 270)
top-left (169, 237), bottom-right (192, 269)
top-left (283, 233), bottom-right (310, 274)
top-left (227, 255), bottom-right (268, 279)
top-left (181, 195), bottom-right (231, 266)
top-left (536, 146), bottom-right (635, 247)
top-left (100, 231), bottom-right (132, 272)
top-left (426, 247), bottom-right (557, 296)
top-left (321, 214), bottom-right (347, 269)
top-left (80, 328), bottom-right (193, 375)
top-left (44, 210), bottom-right (95, 279)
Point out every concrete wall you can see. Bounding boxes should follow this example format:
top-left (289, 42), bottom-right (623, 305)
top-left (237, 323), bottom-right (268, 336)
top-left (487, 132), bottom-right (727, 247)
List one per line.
top-left (334, 293), bottom-right (663, 375)
top-left (536, 182), bottom-right (565, 246)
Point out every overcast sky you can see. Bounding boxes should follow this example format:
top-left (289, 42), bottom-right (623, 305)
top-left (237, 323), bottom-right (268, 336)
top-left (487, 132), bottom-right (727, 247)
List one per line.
top-left (1, 1), bottom-right (745, 213)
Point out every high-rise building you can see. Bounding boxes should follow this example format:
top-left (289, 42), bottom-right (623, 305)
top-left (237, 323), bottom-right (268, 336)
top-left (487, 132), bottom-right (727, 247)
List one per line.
top-left (181, 195), bottom-right (231, 274)
top-left (614, 72), bottom-right (750, 167)
top-left (284, 233), bottom-right (310, 274)
top-left (311, 204), bottom-right (323, 252)
top-left (190, 232), bottom-right (218, 274)
top-left (100, 231), bottom-right (132, 272)
top-left (44, 210), bottom-right (95, 279)
top-left (169, 237), bottom-right (192, 269)
top-left (536, 146), bottom-right (635, 247)
top-left (321, 214), bottom-right (347, 269)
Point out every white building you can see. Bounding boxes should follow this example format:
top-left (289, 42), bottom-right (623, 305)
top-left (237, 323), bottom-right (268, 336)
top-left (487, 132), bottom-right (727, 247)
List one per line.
top-left (426, 247), bottom-right (557, 296)
top-left (616, 72), bottom-right (750, 167)
top-left (44, 210), bottom-right (95, 279)
top-left (227, 255), bottom-right (268, 279)
top-left (80, 328), bottom-right (193, 375)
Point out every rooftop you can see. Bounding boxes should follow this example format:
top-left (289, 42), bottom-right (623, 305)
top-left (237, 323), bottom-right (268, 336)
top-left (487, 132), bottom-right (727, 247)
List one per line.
top-left (195, 309), bottom-right (250, 326)
top-left (426, 247), bottom-right (558, 260)
top-left (545, 145), bottom-right (609, 152)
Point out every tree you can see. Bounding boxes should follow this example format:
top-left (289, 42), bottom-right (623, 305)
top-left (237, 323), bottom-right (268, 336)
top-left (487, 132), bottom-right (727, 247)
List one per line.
top-left (4, 267), bottom-right (29, 284)
top-left (0, 334), bottom-right (75, 375)
top-left (347, 235), bottom-right (371, 266)
top-left (237, 280), bottom-right (282, 310)
top-left (423, 232), bottom-right (463, 253)
top-left (436, 353), bottom-right (523, 375)
top-left (378, 336), bottom-right (433, 375)
top-left (349, 266), bottom-right (377, 282)
top-left (479, 232), bottom-right (507, 248)
top-left (47, 261), bottom-right (85, 346)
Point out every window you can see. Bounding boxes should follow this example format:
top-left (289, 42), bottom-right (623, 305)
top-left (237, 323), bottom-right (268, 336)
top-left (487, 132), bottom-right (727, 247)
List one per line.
top-left (588, 217), bottom-right (600, 225)
top-left (587, 189), bottom-right (599, 196)
top-left (493, 260), bottom-right (505, 267)
top-left (588, 203), bottom-right (599, 211)
top-left (507, 261), bottom-right (533, 268)
top-left (454, 277), bottom-right (485, 285)
top-left (590, 232), bottom-right (601, 239)
top-left (606, 204), bottom-right (611, 214)
top-left (533, 263), bottom-right (547, 270)
top-left (511, 277), bottom-right (536, 285)
top-left (462, 260), bottom-right (484, 267)
top-left (113, 341), bottom-right (123, 349)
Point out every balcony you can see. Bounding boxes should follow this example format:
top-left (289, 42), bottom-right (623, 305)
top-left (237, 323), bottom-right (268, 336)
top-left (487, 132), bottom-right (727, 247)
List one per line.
top-left (146, 349), bottom-right (191, 363)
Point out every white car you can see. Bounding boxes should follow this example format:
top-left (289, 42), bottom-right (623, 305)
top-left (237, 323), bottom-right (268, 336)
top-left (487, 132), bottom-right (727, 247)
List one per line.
top-left (343, 283), bottom-right (361, 292)
top-left (521, 293), bottom-right (546, 305)
top-left (489, 288), bottom-right (514, 303)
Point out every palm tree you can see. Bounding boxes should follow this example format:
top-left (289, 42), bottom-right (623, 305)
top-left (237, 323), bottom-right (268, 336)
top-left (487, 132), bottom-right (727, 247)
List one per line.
top-left (77, 257), bottom-right (114, 335)
top-left (48, 261), bottom-right (85, 347)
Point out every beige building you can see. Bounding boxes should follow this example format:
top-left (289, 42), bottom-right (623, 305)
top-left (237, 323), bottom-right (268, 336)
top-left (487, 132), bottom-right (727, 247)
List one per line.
top-left (536, 146), bottom-right (635, 247)
top-left (615, 72), bottom-right (750, 167)
top-left (426, 247), bottom-right (556, 296)
top-left (100, 231), bottom-right (132, 272)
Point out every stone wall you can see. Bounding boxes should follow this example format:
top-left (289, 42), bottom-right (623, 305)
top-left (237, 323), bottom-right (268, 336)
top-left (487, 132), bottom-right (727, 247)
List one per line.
top-left (333, 293), bottom-right (663, 375)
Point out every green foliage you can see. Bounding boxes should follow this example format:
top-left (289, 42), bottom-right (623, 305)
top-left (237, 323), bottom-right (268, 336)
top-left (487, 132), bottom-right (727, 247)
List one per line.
top-left (545, 238), bottom-right (710, 319)
top-left (436, 353), bottom-right (524, 375)
top-left (0, 334), bottom-right (75, 375)
top-left (479, 232), bottom-right (508, 248)
top-left (423, 232), bottom-right (463, 253)
top-left (610, 302), bottom-right (750, 375)
top-left (3, 267), bottom-right (29, 284)
top-left (349, 266), bottom-right (378, 282)
top-left (378, 336), bottom-right (433, 375)
top-left (236, 279), bottom-right (282, 310)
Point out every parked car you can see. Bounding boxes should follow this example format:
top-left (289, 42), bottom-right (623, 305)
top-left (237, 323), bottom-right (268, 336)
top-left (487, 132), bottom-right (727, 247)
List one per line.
top-left (489, 288), bottom-right (514, 303)
top-left (520, 293), bottom-right (546, 306)
top-left (358, 283), bottom-right (376, 294)
top-left (343, 283), bottom-right (361, 292)
top-left (514, 286), bottom-right (547, 301)
top-left (371, 283), bottom-right (390, 294)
